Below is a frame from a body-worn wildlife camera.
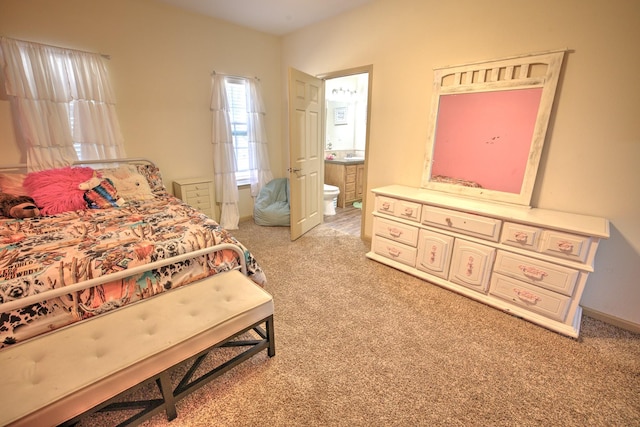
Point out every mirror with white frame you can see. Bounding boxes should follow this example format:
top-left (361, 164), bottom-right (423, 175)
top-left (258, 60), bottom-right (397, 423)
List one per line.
top-left (421, 50), bottom-right (566, 206)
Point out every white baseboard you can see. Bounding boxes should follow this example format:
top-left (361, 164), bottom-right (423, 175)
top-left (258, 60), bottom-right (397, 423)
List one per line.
top-left (582, 308), bottom-right (640, 334)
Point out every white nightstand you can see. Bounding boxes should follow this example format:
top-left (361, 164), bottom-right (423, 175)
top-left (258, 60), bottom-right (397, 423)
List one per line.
top-left (173, 178), bottom-right (215, 219)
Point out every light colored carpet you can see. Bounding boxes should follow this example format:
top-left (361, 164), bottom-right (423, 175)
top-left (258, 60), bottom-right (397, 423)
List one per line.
top-left (84, 220), bottom-right (640, 426)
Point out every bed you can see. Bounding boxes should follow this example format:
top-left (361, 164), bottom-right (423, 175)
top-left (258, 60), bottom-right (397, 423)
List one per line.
top-left (0, 159), bottom-right (273, 425)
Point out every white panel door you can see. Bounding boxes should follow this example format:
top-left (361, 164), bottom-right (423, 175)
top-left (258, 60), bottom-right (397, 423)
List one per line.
top-left (288, 68), bottom-right (323, 240)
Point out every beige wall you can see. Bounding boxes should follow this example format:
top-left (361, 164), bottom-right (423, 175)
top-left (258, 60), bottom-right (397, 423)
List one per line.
top-left (282, 0), bottom-right (640, 327)
top-left (0, 0), bottom-right (284, 220)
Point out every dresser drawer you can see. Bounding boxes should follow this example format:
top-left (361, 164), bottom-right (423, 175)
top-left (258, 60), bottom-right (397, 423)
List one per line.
top-left (449, 239), bottom-right (496, 292)
top-left (500, 222), bottom-right (542, 251)
top-left (421, 206), bottom-right (502, 241)
top-left (373, 217), bottom-right (419, 247)
top-left (376, 196), bottom-right (421, 222)
top-left (416, 229), bottom-right (454, 279)
top-left (376, 196), bottom-right (397, 215)
top-left (540, 230), bottom-right (592, 263)
top-left (372, 236), bottom-right (417, 267)
top-left (489, 273), bottom-right (571, 322)
top-left (493, 251), bottom-right (578, 296)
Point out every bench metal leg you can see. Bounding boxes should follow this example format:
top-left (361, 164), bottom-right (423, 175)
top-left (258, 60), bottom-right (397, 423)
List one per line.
top-left (266, 315), bottom-right (276, 357)
top-left (157, 371), bottom-right (177, 421)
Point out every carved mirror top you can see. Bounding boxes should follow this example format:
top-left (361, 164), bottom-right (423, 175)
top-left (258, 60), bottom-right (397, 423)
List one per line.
top-left (421, 50), bottom-right (566, 206)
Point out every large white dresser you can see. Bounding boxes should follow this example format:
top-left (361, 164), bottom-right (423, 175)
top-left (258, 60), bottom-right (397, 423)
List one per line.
top-left (366, 185), bottom-right (610, 337)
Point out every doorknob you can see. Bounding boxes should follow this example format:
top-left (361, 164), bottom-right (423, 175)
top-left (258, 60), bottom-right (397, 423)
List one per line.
top-left (287, 167), bottom-right (302, 178)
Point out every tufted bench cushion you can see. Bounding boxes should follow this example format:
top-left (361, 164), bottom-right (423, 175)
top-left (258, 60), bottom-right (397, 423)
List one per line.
top-left (0, 269), bottom-right (274, 427)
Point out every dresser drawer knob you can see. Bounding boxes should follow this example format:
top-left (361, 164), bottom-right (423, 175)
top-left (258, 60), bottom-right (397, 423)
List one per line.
top-left (429, 245), bottom-right (437, 263)
top-left (387, 247), bottom-right (401, 258)
top-left (402, 207), bottom-right (414, 217)
top-left (513, 288), bottom-right (541, 304)
top-left (381, 202), bottom-right (391, 211)
top-left (445, 217), bottom-right (453, 227)
top-left (388, 227), bottom-right (403, 238)
top-left (514, 231), bottom-right (528, 243)
top-left (466, 256), bottom-right (474, 276)
top-left (557, 240), bottom-right (574, 253)
top-left (518, 265), bottom-right (548, 281)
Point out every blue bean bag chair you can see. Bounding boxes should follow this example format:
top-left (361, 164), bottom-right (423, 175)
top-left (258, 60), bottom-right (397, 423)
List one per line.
top-left (253, 178), bottom-right (290, 226)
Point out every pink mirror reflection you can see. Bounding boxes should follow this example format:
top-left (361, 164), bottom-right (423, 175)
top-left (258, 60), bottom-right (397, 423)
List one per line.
top-left (431, 88), bottom-right (543, 194)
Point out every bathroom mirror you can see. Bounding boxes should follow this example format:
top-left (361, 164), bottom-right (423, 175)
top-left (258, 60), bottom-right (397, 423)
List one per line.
top-left (421, 50), bottom-right (566, 206)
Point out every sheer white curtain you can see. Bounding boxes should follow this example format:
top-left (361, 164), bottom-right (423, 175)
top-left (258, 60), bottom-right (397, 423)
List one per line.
top-left (66, 50), bottom-right (126, 162)
top-left (0, 37), bottom-right (125, 171)
top-left (210, 74), bottom-right (240, 229)
top-left (246, 78), bottom-right (273, 197)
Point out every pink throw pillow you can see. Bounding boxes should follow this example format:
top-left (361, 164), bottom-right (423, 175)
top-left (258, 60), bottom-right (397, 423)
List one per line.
top-left (24, 167), bottom-right (95, 215)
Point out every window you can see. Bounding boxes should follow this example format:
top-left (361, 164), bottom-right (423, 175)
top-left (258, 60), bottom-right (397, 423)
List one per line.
top-left (224, 78), bottom-right (251, 185)
top-left (0, 37), bottom-right (125, 170)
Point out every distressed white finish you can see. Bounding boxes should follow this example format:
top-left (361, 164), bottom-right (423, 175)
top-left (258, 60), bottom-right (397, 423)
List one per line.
top-left (421, 50), bottom-right (566, 206)
top-left (367, 185), bottom-right (609, 338)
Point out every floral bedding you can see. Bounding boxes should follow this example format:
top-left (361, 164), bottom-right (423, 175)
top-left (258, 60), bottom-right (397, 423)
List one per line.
top-left (0, 193), bottom-right (266, 349)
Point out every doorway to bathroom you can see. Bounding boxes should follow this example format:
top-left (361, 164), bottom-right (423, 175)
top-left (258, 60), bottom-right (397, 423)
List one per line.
top-left (320, 66), bottom-right (372, 238)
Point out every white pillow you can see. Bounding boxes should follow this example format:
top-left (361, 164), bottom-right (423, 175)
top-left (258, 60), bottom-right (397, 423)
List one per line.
top-left (99, 165), bottom-right (155, 201)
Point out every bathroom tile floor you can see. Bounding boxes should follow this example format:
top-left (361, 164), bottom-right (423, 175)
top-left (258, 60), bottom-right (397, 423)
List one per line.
top-left (322, 203), bottom-right (362, 236)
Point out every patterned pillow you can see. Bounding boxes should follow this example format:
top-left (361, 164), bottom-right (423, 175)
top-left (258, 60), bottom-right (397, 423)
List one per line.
top-left (83, 178), bottom-right (125, 209)
top-left (135, 164), bottom-right (166, 194)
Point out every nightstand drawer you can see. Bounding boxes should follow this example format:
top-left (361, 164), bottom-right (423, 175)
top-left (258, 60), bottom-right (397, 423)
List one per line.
top-left (173, 178), bottom-right (214, 219)
top-left (185, 187), bottom-right (211, 198)
top-left (489, 273), bottom-right (571, 322)
top-left (187, 195), bottom-right (212, 209)
top-left (181, 182), bottom-right (210, 191)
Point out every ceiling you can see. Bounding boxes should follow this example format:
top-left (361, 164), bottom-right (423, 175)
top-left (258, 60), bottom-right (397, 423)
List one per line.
top-left (157, 0), bottom-right (374, 35)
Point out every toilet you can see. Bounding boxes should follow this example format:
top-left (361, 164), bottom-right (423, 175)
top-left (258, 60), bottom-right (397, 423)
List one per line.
top-left (323, 184), bottom-right (340, 215)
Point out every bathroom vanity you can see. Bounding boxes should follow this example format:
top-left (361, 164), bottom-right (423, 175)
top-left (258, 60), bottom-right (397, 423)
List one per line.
top-left (325, 159), bottom-right (365, 208)
top-left (367, 185), bottom-right (609, 337)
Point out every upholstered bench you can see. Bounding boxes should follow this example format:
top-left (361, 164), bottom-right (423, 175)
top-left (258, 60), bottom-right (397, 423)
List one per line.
top-left (0, 269), bottom-right (275, 427)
